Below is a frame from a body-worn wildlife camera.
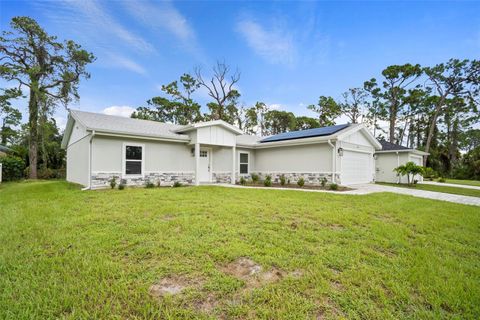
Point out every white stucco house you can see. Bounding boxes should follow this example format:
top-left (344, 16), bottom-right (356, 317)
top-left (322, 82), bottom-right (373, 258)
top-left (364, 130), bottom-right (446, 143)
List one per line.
top-left (61, 110), bottom-right (426, 189)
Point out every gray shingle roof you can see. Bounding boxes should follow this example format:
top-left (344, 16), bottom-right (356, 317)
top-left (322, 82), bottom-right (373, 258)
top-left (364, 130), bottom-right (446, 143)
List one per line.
top-left (0, 145), bottom-right (11, 153)
top-left (260, 124), bottom-right (350, 143)
top-left (70, 110), bottom-right (189, 140)
top-left (379, 140), bottom-right (410, 151)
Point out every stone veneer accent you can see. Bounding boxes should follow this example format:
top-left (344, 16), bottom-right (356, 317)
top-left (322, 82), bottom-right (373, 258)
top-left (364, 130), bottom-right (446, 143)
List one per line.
top-left (212, 172), bottom-right (233, 184)
top-left (91, 172), bottom-right (195, 188)
top-left (253, 172), bottom-right (339, 185)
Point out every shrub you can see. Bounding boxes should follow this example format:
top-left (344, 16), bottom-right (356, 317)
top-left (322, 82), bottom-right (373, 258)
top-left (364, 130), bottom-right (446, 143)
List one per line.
top-left (109, 177), bottom-right (117, 189)
top-left (240, 176), bottom-right (247, 185)
top-left (438, 177), bottom-right (446, 183)
top-left (279, 174), bottom-right (286, 186)
top-left (297, 177), bottom-right (305, 187)
top-left (263, 175), bottom-right (272, 187)
top-left (0, 156), bottom-right (25, 181)
top-left (118, 183), bottom-right (125, 190)
top-left (329, 183), bottom-right (338, 191)
top-left (173, 181), bottom-right (182, 188)
top-left (251, 173), bottom-right (259, 183)
top-left (321, 177), bottom-right (327, 187)
top-left (287, 179), bottom-right (291, 184)
top-left (37, 167), bottom-right (54, 179)
top-left (423, 167), bottom-right (437, 179)
top-left (145, 181), bottom-right (155, 188)
top-left (394, 161), bottom-right (424, 185)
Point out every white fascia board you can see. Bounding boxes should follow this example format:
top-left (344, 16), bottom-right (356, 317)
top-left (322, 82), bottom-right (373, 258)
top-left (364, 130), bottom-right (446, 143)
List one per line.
top-left (90, 130), bottom-right (190, 143)
top-left (375, 149), bottom-right (429, 156)
top-left (251, 136), bottom-right (333, 149)
top-left (61, 114), bottom-right (76, 149)
top-left (174, 120), bottom-right (244, 135)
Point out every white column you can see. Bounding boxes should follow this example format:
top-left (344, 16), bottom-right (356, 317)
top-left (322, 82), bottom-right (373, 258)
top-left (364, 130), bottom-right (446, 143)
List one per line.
top-left (231, 146), bottom-right (236, 184)
top-left (195, 143), bottom-right (200, 186)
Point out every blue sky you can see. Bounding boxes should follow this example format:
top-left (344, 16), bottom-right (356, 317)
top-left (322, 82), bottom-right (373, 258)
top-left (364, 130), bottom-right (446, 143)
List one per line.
top-left (1, 0), bottom-right (479, 128)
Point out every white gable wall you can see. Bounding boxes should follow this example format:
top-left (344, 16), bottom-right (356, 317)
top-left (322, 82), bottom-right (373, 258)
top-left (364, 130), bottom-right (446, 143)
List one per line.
top-left (195, 126), bottom-right (236, 147)
top-left (66, 120), bottom-right (90, 186)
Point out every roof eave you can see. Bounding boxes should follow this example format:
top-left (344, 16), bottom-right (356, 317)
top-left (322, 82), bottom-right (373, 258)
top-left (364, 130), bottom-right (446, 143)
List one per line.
top-left (89, 129), bottom-right (190, 142)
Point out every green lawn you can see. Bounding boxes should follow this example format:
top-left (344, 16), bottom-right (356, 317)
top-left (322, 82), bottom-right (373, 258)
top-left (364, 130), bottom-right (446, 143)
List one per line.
top-left (1, 181), bottom-right (479, 319)
top-left (377, 182), bottom-right (480, 198)
top-left (437, 178), bottom-right (480, 187)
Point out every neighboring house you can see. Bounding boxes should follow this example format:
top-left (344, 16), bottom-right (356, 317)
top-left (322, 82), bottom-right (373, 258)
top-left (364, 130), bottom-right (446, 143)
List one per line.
top-left (0, 144), bottom-right (11, 157)
top-left (375, 140), bottom-right (429, 183)
top-left (62, 110), bottom-right (423, 189)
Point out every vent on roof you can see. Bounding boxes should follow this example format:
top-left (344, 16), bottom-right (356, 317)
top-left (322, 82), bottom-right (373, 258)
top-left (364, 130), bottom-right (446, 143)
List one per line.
top-left (260, 124), bottom-right (350, 143)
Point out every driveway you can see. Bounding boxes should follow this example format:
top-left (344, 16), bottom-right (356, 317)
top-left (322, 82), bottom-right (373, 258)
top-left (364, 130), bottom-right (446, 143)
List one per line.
top-left (419, 181), bottom-right (480, 190)
top-left (344, 183), bottom-right (480, 206)
top-left (219, 183), bottom-right (480, 206)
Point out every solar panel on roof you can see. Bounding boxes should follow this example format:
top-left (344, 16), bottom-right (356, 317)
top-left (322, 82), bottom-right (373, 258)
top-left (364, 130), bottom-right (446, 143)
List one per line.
top-left (260, 124), bottom-right (350, 143)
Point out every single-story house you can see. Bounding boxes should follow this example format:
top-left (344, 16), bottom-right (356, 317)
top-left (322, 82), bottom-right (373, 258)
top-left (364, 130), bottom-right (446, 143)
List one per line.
top-left (375, 140), bottom-right (429, 183)
top-left (0, 144), bottom-right (11, 157)
top-left (61, 110), bottom-right (425, 189)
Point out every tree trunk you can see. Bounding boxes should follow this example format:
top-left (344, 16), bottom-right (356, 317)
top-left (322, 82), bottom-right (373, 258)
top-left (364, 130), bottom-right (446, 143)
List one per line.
top-left (28, 85), bottom-right (39, 179)
top-left (423, 97), bottom-right (445, 166)
top-left (1, 119), bottom-right (6, 145)
top-left (389, 111), bottom-right (396, 143)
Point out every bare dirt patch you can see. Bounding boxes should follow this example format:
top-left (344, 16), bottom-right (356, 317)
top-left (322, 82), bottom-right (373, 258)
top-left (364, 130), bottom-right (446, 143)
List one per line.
top-left (149, 276), bottom-right (201, 298)
top-left (221, 257), bottom-right (263, 281)
top-left (193, 293), bottom-right (219, 313)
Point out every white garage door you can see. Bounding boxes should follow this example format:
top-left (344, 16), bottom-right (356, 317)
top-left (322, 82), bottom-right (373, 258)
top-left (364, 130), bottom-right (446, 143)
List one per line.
top-left (341, 150), bottom-right (372, 185)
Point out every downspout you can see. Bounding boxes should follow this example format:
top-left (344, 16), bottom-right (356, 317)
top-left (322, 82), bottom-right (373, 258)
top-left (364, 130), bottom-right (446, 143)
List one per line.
top-left (328, 139), bottom-right (336, 183)
top-left (396, 151), bottom-right (400, 184)
top-left (82, 130), bottom-right (95, 191)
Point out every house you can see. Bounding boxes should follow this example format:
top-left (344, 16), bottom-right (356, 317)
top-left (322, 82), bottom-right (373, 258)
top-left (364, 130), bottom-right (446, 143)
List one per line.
top-left (61, 110), bottom-right (423, 189)
top-left (0, 144), bottom-right (11, 157)
top-left (375, 140), bottom-right (429, 183)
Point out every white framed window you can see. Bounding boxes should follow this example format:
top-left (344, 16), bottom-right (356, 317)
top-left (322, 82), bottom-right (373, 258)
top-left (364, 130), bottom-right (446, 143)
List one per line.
top-left (239, 152), bottom-right (249, 174)
top-left (123, 143), bottom-right (144, 176)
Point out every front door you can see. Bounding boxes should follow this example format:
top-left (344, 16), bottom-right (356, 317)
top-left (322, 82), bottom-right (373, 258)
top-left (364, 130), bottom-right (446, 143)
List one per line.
top-left (199, 148), bottom-right (211, 182)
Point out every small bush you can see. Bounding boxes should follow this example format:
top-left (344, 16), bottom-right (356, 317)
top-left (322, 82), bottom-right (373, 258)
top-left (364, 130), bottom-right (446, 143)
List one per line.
top-left (145, 181), bottom-right (155, 188)
top-left (263, 175), bottom-right (272, 187)
top-left (329, 183), bottom-right (338, 191)
top-left (251, 173), bottom-right (259, 183)
top-left (287, 179), bottom-right (291, 184)
top-left (0, 156), bottom-right (25, 181)
top-left (280, 175), bottom-right (286, 186)
top-left (423, 167), bottom-right (437, 179)
top-left (118, 183), bottom-right (125, 190)
top-left (438, 177), bottom-right (446, 183)
top-left (240, 176), bottom-right (247, 185)
top-left (297, 177), bottom-right (305, 187)
top-left (173, 181), bottom-right (182, 188)
top-left (321, 177), bottom-right (327, 187)
top-left (413, 179), bottom-right (418, 185)
top-left (109, 177), bottom-right (117, 189)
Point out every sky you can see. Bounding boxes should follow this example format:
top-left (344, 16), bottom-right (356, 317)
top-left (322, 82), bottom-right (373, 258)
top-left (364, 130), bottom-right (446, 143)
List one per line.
top-left (1, 0), bottom-right (479, 130)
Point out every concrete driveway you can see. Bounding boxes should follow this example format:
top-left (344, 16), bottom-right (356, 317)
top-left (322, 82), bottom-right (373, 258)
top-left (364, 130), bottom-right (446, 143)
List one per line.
top-left (220, 183), bottom-right (480, 206)
top-left (344, 183), bottom-right (480, 206)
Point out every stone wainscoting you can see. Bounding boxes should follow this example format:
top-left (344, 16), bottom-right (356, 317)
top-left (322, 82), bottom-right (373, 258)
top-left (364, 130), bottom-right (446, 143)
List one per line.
top-left (253, 172), bottom-right (340, 185)
top-left (212, 172), bottom-right (233, 184)
top-left (91, 171), bottom-right (195, 189)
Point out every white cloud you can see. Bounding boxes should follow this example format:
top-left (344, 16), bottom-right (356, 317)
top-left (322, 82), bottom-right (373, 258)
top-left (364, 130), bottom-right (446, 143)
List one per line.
top-left (36, 0), bottom-right (155, 54)
top-left (105, 53), bottom-right (147, 75)
top-left (236, 19), bottom-right (296, 66)
top-left (267, 103), bottom-right (283, 110)
top-left (103, 106), bottom-right (136, 117)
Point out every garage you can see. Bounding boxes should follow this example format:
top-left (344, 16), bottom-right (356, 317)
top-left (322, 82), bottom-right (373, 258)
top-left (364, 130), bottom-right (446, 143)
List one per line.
top-left (341, 150), bottom-right (373, 185)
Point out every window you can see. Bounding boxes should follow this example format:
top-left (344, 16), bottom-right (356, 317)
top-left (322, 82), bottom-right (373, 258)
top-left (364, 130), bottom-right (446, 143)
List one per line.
top-left (200, 150), bottom-right (208, 157)
top-left (239, 152), bottom-right (249, 174)
top-left (125, 145), bottom-right (143, 175)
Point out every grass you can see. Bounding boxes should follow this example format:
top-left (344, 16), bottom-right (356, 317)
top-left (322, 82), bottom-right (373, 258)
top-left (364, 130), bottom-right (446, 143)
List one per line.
top-left (1, 181), bottom-right (479, 319)
top-left (377, 182), bottom-right (480, 198)
top-left (436, 178), bottom-right (480, 187)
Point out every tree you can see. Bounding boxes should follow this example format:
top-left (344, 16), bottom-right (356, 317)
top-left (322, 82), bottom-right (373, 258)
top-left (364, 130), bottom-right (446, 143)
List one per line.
top-left (195, 61), bottom-right (241, 123)
top-left (307, 96), bottom-right (341, 127)
top-left (263, 110), bottom-right (296, 135)
top-left (0, 16), bottom-right (94, 178)
top-left (339, 88), bottom-right (367, 124)
top-left (364, 64), bottom-right (422, 143)
top-left (0, 87), bottom-right (22, 144)
top-left (423, 59), bottom-right (480, 165)
top-left (293, 116), bottom-right (320, 130)
top-left (394, 161), bottom-right (424, 185)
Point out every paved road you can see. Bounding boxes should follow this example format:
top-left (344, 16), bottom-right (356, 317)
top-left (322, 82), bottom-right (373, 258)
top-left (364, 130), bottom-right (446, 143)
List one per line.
top-left (219, 183), bottom-right (480, 206)
top-left (419, 181), bottom-right (480, 190)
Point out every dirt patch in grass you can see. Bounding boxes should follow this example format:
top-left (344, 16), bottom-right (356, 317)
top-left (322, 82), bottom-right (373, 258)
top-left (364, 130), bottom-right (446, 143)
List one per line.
top-left (149, 276), bottom-right (202, 298)
top-left (220, 257), bottom-right (303, 289)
